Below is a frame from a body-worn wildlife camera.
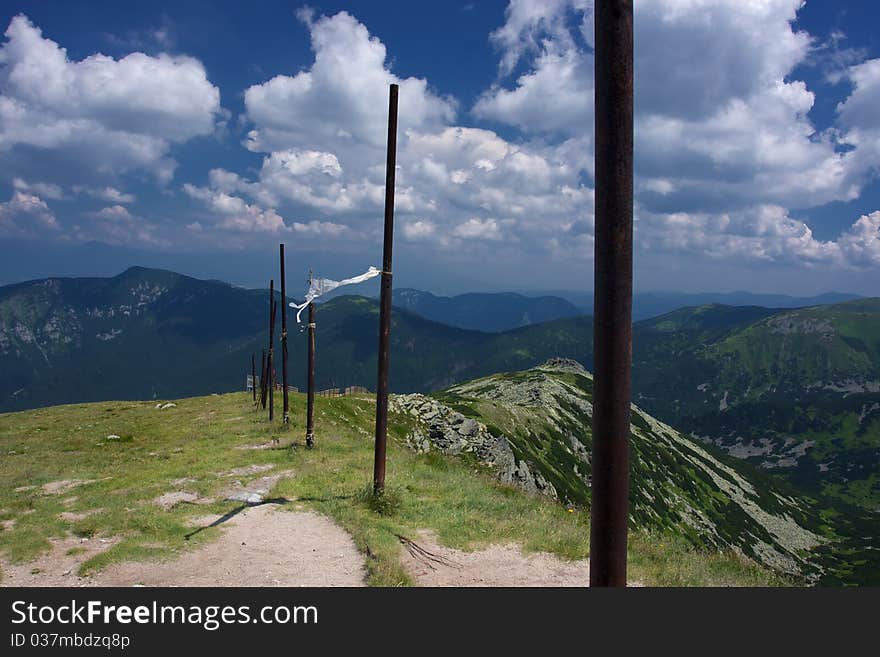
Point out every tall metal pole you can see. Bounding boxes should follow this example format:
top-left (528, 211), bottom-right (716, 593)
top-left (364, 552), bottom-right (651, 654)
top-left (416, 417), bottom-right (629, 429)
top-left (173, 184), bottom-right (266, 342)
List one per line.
top-left (251, 353), bottom-right (256, 402)
top-left (590, 0), bottom-right (634, 588)
top-left (306, 299), bottom-right (316, 448)
top-left (373, 83), bottom-right (399, 495)
top-left (280, 244), bottom-right (289, 426)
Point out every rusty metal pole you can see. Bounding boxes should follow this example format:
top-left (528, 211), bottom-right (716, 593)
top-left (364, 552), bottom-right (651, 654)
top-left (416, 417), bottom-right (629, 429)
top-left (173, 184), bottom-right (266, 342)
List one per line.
top-left (590, 0), bottom-right (634, 588)
top-left (306, 300), bottom-right (316, 448)
top-left (268, 298), bottom-right (276, 422)
top-left (251, 353), bottom-right (256, 402)
top-left (280, 244), bottom-right (290, 426)
top-left (372, 83), bottom-right (399, 495)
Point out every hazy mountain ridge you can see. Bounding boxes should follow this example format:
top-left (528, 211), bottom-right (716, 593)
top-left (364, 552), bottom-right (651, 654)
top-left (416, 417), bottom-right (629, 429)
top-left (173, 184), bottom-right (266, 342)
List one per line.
top-left (391, 288), bottom-right (581, 332)
top-left (525, 289), bottom-right (862, 321)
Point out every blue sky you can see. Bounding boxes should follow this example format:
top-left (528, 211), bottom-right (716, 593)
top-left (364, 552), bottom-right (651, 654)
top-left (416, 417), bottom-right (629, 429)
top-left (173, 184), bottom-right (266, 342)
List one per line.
top-left (1, 1), bottom-right (879, 297)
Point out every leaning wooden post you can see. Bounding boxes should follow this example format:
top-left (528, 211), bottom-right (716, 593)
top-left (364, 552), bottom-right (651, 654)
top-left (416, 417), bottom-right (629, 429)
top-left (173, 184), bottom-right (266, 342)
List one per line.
top-left (280, 244), bottom-right (290, 426)
top-left (251, 353), bottom-right (256, 402)
top-left (268, 298), bottom-right (277, 422)
top-left (306, 298), bottom-right (316, 448)
top-left (590, 0), bottom-right (634, 588)
top-left (372, 83), bottom-right (399, 495)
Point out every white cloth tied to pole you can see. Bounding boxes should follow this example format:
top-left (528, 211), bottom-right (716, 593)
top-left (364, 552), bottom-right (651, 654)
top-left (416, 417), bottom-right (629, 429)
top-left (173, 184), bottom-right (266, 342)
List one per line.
top-left (289, 266), bottom-right (382, 323)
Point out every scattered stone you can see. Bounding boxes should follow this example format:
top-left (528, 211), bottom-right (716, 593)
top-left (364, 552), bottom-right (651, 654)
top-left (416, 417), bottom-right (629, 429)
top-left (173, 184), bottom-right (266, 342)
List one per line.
top-left (219, 464), bottom-right (275, 477)
top-left (14, 485), bottom-right (36, 493)
top-left (222, 470), bottom-right (295, 506)
top-left (42, 479), bottom-right (98, 495)
top-left (227, 492), bottom-right (264, 506)
top-left (159, 402), bottom-right (176, 410)
top-left (155, 491), bottom-right (205, 510)
top-left (59, 509), bottom-right (103, 523)
top-left (107, 434), bottom-right (121, 440)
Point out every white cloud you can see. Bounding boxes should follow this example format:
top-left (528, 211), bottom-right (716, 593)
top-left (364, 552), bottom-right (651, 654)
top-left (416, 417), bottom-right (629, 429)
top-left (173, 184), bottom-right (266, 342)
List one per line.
top-left (77, 186), bottom-right (136, 204)
top-left (452, 218), bottom-right (503, 241)
top-left (182, 182), bottom-right (350, 238)
top-left (402, 219), bottom-right (438, 242)
top-left (12, 177), bottom-right (64, 200)
top-left (472, 0), bottom-right (880, 271)
top-left (71, 204), bottom-right (168, 247)
top-left (638, 204), bottom-right (880, 269)
top-left (0, 14), bottom-right (222, 183)
top-left (243, 11), bottom-right (455, 155)
top-left (0, 191), bottom-right (59, 236)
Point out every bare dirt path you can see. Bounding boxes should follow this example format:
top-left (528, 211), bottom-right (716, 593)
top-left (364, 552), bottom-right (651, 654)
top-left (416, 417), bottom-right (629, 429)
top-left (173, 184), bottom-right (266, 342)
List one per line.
top-left (1, 504), bottom-right (366, 587)
top-left (399, 530), bottom-right (591, 587)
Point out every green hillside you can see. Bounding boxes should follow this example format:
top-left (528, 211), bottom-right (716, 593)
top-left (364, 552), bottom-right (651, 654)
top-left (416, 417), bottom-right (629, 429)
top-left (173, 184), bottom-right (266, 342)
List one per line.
top-left (2, 268), bottom-right (878, 514)
top-left (632, 300), bottom-right (880, 511)
top-left (395, 360), bottom-right (878, 584)
top-left (0, 386), bottom-right (785, 587)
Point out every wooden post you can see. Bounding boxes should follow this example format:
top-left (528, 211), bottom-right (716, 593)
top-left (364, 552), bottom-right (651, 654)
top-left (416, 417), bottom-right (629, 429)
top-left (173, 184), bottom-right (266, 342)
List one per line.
top-left (259, 349), bottom-right (267, 409)
top-left (372, 83), bottom-right (399, 495)
top-left (280, 243), bottom-right (290, 426)
top-left (264, 279), bottom-right (274, 414)
top-left (251, 353), bottom-right (256, 402)
top-left (590, 0), bottom-right (634, 588)
top-left (306, 300), bottom-right (316, 448)
top-left (268, 298), bottom-right (277, 422)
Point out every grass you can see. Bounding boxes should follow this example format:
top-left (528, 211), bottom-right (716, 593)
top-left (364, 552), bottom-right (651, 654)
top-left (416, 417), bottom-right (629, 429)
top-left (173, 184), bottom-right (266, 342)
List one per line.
top-left (0, 391), bottom-right (784, 586)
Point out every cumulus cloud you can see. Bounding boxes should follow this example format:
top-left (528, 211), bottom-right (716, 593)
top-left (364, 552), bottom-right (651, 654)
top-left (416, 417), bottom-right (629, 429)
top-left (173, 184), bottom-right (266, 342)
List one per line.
top-left (452, 218), bottom-right (503, 241)
top-left (243, 10), bottom-right (455, 155)
top-left (182, 182), bottom-right (349, 238)
top-left (75, 204), bottom-right (168, 247)
top-left (0, 191), bottom-right (59, 237)
top-left (472, 0), bottom-right (880, 270)
top-left (638, 204), bottom-right (880, 269)
top-left (0, 14), bottom-right (222, 183)
top-left (12, 177), bottom-right (64, 200)
top-left (76, 186), bottom-right (136, 204)
top-left (223, 10), bottom-right (593, 256)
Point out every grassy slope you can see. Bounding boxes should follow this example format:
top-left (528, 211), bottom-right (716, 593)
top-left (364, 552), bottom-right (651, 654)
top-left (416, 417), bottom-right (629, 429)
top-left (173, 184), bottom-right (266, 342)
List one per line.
top-left (0, 392), bottom-right (779, 587)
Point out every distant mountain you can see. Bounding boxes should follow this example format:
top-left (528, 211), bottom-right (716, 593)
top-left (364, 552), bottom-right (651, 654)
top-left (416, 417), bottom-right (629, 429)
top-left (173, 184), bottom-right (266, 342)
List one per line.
top-left (525, 289), bottom-right (862, 320)
top-left (0, 268), bottom-right (591, 412)
top-left (631, 300), bottom-right (880, 512)
top-left (391, 288), bottom-right (581, 332)
top-left (2, 268), bottom-right (878, 513)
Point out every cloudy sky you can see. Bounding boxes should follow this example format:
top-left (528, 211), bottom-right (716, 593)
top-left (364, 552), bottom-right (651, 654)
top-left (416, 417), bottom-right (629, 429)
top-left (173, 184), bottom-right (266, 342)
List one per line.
top-left (1, 0), bottom-right (879, 296)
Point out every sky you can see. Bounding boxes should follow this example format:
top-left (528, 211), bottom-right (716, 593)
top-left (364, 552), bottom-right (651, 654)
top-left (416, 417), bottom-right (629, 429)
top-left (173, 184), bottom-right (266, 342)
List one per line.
top-left (1, 0), bottom-right (879, 296)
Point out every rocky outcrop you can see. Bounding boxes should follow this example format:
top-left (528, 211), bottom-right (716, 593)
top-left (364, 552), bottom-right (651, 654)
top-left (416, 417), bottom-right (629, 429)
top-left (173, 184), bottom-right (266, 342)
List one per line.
top-left (390, 394), bottom-right (558, 499)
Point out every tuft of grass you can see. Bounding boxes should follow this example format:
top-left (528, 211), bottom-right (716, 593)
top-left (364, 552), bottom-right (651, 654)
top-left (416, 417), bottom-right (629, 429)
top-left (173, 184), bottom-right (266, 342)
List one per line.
top-left (354, 484), bottom-right (403, 517)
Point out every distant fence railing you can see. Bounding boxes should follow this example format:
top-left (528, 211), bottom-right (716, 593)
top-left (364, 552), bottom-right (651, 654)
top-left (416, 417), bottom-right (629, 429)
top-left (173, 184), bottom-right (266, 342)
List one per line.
top-left (246, 375), bottom-right (368, 397)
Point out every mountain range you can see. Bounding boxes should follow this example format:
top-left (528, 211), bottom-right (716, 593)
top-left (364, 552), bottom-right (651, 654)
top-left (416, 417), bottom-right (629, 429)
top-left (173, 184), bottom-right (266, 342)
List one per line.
top-left (1, 267), bottom-right (878, 517)
top-left (523, 289), bottom-right (863, 321)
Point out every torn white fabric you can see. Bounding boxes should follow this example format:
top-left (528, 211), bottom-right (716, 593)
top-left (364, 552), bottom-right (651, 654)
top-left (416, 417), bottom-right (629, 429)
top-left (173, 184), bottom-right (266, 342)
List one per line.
top-left (290, 266), bottom-right (382, 322)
